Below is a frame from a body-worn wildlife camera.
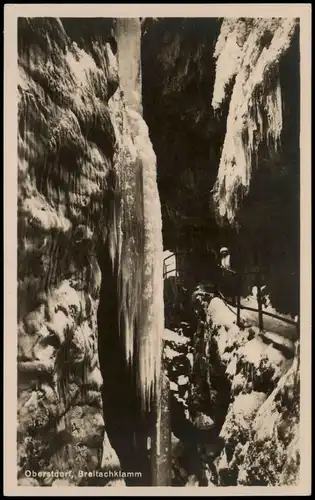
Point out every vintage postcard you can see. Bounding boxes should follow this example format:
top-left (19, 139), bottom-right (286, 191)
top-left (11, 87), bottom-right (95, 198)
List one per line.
top-left (3, 3), bottom-right (312, 496)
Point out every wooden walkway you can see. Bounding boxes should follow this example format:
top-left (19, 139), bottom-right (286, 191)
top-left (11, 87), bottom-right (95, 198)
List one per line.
top-left (154, 251), bottom-right (299, 485)
top-left (163, 251), bottom-right (299, 338)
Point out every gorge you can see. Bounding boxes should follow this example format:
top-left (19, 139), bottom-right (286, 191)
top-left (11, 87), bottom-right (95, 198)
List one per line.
top-left (16, 15), bottom-right (301, 488)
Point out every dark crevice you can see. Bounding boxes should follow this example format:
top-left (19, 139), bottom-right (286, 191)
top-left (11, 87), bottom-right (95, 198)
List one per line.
top-left (96, 243), bottom-right (152, 486)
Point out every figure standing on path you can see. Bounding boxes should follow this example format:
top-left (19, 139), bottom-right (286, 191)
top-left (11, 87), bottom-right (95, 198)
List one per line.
top-left (219, 247), bottom-right (231, 270)
top-left (219, 246), bottom-right (237, 305)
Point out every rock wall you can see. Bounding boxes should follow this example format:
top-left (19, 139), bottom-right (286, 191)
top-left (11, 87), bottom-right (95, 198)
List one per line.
top-left (142, 18), bottom-right (300, 317)
top-left (211, 17), bottom-right (300, 316)
top-left (16, 15), bottom-right (300, 488)
top-left (211, 18), bottom-right (298, 224)
top-left (142, 18), bottom-right (228, 254)
top-left (17, 17), bottom-right (163, 486)
top-left (205, 297), bottom-right (299, 486)
top-left (164, 289), bottom-right (300, 486)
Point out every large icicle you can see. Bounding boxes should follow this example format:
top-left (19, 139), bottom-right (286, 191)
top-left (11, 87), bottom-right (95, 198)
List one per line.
top-left (127, 107), bottom-right (164, 411)
top-left (211, 17), bottom-right (298, 224)
top-left (107, 18), bottom-right (164, 411)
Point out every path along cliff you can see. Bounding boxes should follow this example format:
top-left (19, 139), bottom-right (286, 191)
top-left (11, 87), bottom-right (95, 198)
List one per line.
top-left (16, 15), bottom-right (300, 487)
top-left (163, 284), bottom-right (300, 486)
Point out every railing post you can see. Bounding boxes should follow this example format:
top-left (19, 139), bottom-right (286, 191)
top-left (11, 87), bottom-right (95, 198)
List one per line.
top-left (236, 274), bottom-right (241, 327)
top-left (256, 272), bottom-right (264, 332)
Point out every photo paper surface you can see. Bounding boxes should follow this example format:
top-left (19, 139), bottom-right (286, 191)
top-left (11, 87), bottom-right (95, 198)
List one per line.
top-left (3, 3), bottom-right (312, 496)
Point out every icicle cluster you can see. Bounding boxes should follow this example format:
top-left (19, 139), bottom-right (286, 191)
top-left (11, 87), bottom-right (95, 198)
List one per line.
top-left (106, 18), bottom-right (164, 412)
top-left (211, 17), bottom-right (298, 224)
top-left (108, 90), bottom-right (164, 412)
top-left (129, 107), bottom-right (164, 412)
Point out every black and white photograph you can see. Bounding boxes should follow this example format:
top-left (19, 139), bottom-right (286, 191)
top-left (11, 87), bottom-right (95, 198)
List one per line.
top-left (3, 3), bottom-right (312, 495)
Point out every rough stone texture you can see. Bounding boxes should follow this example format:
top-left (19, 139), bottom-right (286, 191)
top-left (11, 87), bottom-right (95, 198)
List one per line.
top-left (203, 295), bottom-right (300, 486)
top-left (163, 322), bottom-right (223, 487)
top-left (162, 281), bottom-right (300, 487)
top-left (212, 18), bottom-right (298, 224)
top-left (238, 352), bottom-right (300, 486)
top-left (142, 18), bottom-right (227, 255)
top-left (17, 17), bottom-right (122, 486)
top-left (17, 16), bottom-right (301, 488)
top-left (142, 18), bottom-right (300, 318)
top-left (17, 17), bottom-right (163, 486)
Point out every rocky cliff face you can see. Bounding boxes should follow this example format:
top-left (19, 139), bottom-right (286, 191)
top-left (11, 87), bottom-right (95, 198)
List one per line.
top-left (142, 18), bottom-right (226, 254)
top-left (143, 17), bottom-right (300, 487)
top-left (211, 17), bottom-right (300, 316)
top-left (142, 17), bottom-right (300, 317)
top-left (17, 15), bottom-right (300, 488)
top-left (206, 297), bottom-right (299, 486)
top-left (163, 289), bottom-right (299, 486)
top-left (17, 17), bottom-right (163, 486)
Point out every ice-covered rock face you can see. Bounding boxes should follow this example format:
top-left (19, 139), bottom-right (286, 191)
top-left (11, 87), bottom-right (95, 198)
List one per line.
top-left (163, 328), bottom-right (192, 408)
top-left (142, 17), bottom-right (300, 317)
top-left (211, 18), bottom-right (297, 224)
top-left (18, 18), bottom-right (118, 485)
top-left (17, 15), bottom-right (300, 488)
top-left (17, 17), bottom-right (164, 486)
top-left (163, 285), bottom-right (299, 487)
top-left (203, 296), bottom-right (300, 486)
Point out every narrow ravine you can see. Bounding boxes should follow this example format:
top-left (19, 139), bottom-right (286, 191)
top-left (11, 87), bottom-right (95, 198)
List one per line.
top-left (162, 276), bottom-right (299, 486)
top-left (16, 15), bottom-right (300, 488)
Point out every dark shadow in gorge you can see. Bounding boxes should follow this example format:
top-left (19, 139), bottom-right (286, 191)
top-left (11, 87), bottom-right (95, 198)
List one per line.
top-left (163, 280), bottom-right (229, 485)
top-left (141, 17), bottom-right (225, 254)
top-left (96, 243), bottom-right (152, 486)
top-left (142, 18), bottom-right (300, 318)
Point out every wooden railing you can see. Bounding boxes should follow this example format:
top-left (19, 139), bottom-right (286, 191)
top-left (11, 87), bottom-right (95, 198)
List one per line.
top-left (163, 252), bottom-right (188, 279)
top-left (163, 252), bottom-right (299, 336)
top-left (159, 251), bottom-right (299, 486)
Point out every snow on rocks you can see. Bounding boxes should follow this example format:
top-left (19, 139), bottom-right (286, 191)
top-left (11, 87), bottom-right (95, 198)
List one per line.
top-left (205, 294), bottom-right (299, 485)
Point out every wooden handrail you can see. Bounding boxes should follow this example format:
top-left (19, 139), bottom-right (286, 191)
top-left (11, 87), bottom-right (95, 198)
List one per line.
top-left (163, 251), bottom-right (299, 334)
top-left (163, 252), bottom-right (188, 264)
top-left (163, 253), bottom-right (265, 277)
top-left (216, 290), bottom-right (298, 328)
top-left (163, 269), bottom-right (177, 278)
top-left (163, 258), bottom-right (299, 333)
top-left (163, 252), bottom-right (298, 276)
